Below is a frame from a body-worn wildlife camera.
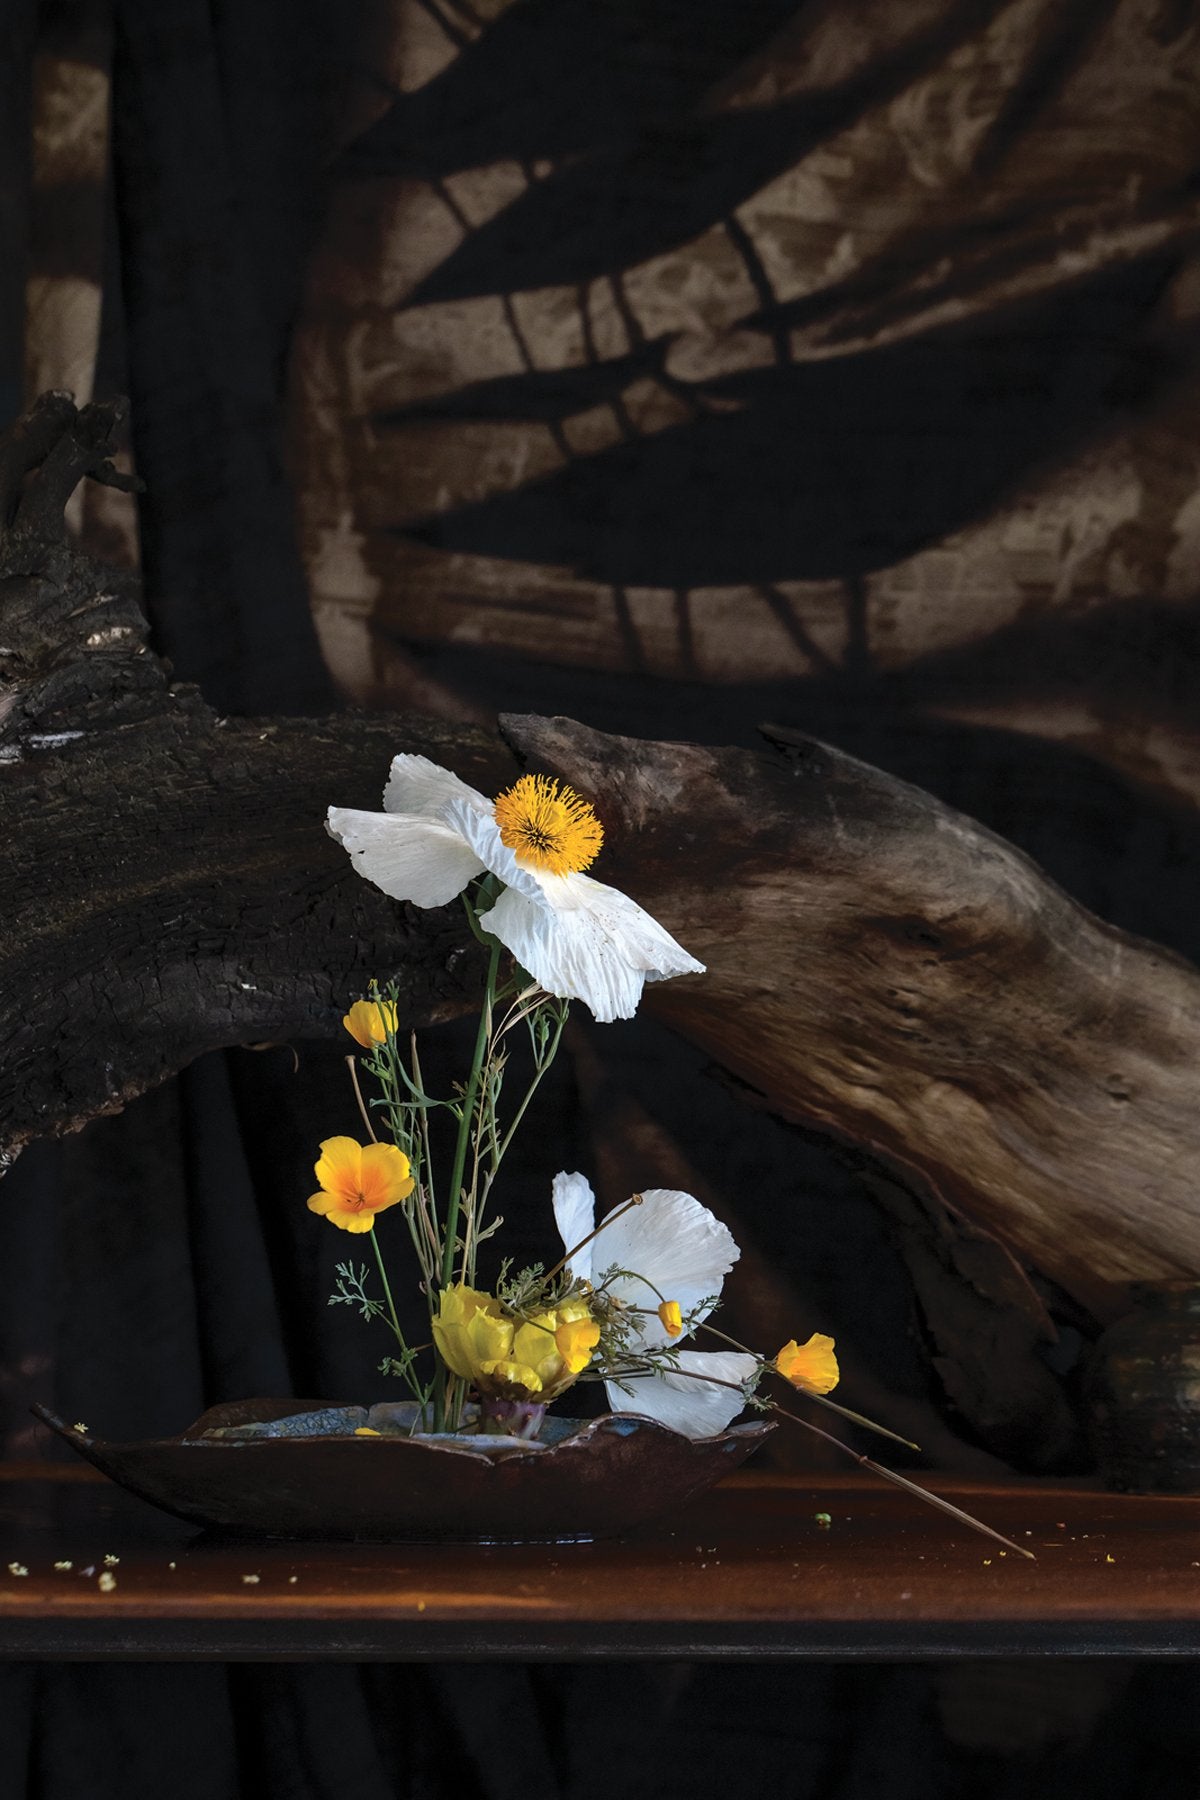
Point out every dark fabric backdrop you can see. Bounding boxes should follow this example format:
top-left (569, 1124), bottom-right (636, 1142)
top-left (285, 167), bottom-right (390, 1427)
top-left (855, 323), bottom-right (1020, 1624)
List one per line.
top-left (3, 0), bottom-right (1200, 1793)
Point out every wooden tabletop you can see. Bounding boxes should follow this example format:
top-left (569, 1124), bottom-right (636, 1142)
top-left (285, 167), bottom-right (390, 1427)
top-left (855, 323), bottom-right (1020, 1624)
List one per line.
top-left (2, 1462), bottom-right (1199, 1659)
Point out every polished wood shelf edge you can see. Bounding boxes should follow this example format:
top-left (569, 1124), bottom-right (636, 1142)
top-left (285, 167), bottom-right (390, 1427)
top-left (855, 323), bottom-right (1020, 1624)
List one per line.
top-left (2, 1464), bottom-right (1199, 1660)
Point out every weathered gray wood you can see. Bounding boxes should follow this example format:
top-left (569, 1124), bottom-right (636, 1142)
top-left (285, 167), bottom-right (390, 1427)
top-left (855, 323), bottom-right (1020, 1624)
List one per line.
top-left (503, 714), bottom-right (1200, 1325)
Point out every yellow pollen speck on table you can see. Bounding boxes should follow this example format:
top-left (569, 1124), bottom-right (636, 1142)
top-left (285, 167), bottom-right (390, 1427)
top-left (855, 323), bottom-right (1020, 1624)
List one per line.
top-left (493, 774), bottom-right (603, 876)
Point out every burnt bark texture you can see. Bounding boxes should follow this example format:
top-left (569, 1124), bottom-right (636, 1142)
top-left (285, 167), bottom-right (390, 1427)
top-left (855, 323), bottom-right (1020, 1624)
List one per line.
top-left (4, 395), bottom-right (1199, 1465)
top-left (0, 394), bottom-right (505, 1167)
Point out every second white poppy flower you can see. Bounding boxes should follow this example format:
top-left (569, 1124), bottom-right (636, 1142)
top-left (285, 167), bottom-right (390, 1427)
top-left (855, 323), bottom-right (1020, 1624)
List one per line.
top-left (551, 1171), bottom-right (758, 1439)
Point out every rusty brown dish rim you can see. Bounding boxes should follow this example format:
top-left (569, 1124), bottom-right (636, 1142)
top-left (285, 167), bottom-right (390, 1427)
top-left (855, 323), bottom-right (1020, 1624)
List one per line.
top-left (32, 1399), bottom-right (773, 1542)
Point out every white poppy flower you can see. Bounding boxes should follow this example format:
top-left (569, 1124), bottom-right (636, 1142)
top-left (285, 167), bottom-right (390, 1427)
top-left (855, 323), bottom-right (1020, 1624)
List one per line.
top-left (327, 754), bottom-right (704, 1023)
top-left (551, 1171), bottom-right (758, 1438)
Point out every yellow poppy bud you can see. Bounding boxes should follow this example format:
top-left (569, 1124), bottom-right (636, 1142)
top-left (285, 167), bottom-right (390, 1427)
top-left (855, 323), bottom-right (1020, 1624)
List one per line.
top-left (657, 1300), bottom-right (683, 1338)
top-left (774, 1333), bottom-right (839, 1395)
top-left (343, 998), bottom-right (398, 1048)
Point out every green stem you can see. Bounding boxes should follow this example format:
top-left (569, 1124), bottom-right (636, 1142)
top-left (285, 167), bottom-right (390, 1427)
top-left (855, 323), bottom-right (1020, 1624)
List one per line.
top-left (494, 1010), bottom-right (567, 1166)
top-left (369, 1227), bottom-right (426, 1408)
top-left (441, 934), bottom-right (501, 1292)
top-left (411, 1033), bottom-right (439, 1241)
top-left (463, 1008), bottom-right (567, 1286)
top-left (433, 931), bottom-right (501, 1431)
top-left (370, 1227), bottom-right (404, 1350)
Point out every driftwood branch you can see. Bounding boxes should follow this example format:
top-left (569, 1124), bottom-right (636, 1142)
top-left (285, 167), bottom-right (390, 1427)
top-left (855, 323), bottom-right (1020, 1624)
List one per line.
top-left (503, 714), bottom-right (1200, 1326)
top-left (4, 394), bottom-right (1199, 1462)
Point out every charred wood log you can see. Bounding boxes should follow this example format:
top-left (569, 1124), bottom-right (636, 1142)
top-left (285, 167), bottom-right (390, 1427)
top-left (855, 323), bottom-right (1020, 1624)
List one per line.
top-left (0, 394), bottom-right (506, 1169)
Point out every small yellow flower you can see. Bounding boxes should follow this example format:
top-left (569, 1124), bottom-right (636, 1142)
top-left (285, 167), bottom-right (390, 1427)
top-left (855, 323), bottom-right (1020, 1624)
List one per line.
top-left (555, 1312), bottom-right (602, 1372)
top-left (432, 1285), bottom-right (598, 1401)
top-left (343, 998), bottom-right (398, 1048)
top-left (657, 1300), bottom-right (683, 1339)
top-left (307, 1136), bottom-right (414, 1233)
top-left (775, 1334), bottom-right (839, 1394)
top-left (492, 773), bottom-right (604, 876)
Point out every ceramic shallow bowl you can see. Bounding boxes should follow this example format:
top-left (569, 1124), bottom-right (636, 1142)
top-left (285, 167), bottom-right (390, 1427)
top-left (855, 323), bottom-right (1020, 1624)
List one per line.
top-left (32, 1399), bottom-right (772, 1542)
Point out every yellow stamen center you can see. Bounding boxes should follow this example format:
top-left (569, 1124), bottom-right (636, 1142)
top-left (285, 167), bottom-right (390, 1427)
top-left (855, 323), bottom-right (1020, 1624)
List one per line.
top-left (493, 774), bottom-right (603, 876)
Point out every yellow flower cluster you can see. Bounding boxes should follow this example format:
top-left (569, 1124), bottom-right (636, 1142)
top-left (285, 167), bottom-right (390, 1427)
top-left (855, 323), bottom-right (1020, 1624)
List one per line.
top-left (433, 1284), bottom-right (600, 1402)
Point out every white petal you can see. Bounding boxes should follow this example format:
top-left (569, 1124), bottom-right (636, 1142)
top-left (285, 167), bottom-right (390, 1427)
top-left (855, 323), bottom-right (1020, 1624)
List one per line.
top-left (604, 1351), bottom-right (758, 1439)
top-left (551, 1171), bottom-right (597, 1283)
top-left (561, 874), bottom-right (705, 983)
top-left (382, 754), bottom-right (490, 821)
top-left (480, 885), bottom-right (645, 1021)
top-left (480, 872), bottom-right (704, 1021)
top-left (442, 797), bottom-right (545, 901)
top-left (448, 795), bottom-right (703, 1021)
top-left (591, 1189), bottom-right (740, 1348)
top-left (326, 808), bottom-right (484, 907)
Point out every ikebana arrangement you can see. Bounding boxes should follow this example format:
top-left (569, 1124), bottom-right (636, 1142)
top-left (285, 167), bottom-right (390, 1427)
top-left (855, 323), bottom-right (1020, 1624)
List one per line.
top-left (33, 749), bottom-right (1033, 1547)
top-left (314, 753), bottom-right (1033, 1559)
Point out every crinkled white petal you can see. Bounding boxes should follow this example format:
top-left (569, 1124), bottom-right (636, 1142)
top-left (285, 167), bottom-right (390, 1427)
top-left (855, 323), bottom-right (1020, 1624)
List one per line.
top-left (382, 754), bottom-right (490, 821)
top-left (557, 873), bottom-right (705, 984)
top-left (480, 885), bottom-right (646, 1021)
top-left (441, 797), bottom-right (545, 902)
top-left (591, 1189), bottom-right (740, 1349)
top-left (605, 1351), bottom-right (758, 1439)
top-left (326, 808), bottom-right (484, 908)
top-left (551, 1171), bottom-right (597, 1285)
top-left (449, 795), bottom-right (703, 1021)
